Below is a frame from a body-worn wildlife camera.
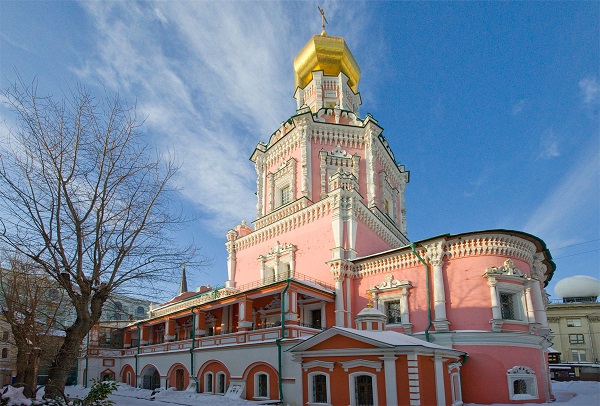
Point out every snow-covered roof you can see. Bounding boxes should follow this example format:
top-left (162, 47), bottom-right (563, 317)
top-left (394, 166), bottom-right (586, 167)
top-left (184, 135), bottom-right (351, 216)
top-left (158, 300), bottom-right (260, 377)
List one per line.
top-left (289, 326), bottom-right (465, 355)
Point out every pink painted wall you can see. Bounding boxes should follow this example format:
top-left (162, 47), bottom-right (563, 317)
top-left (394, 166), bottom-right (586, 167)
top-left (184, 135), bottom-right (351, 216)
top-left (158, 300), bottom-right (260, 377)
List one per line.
top-left (443, 255), bottom-right (533, 330)
top-left (355, 265), bottom-right (432, 333)
top-left (353, 221), bottom-right (394, 258)
top-left (233, 215), bottom-right (336, 287)
top-left (458, 345), bottom-right (548, 404)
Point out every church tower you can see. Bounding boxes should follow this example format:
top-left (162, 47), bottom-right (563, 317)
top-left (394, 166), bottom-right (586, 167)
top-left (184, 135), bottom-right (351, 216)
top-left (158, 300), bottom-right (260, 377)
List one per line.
top-left (227, 29), bottom-right (410, 327)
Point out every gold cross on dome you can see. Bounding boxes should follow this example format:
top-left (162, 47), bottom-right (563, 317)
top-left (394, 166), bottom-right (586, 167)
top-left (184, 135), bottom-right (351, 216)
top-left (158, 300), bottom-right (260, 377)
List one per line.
top-left (318, 6), bottom-right (328, 36)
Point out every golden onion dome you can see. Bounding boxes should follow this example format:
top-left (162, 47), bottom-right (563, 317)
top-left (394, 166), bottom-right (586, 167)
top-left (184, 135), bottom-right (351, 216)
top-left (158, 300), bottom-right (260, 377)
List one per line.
top-left (293, 34), bottom-right (361, 93)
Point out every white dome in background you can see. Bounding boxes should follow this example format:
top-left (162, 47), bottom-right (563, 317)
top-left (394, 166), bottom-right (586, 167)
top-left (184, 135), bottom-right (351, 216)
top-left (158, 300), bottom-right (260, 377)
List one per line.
top-left (554, 275), bottom-right (600, 298)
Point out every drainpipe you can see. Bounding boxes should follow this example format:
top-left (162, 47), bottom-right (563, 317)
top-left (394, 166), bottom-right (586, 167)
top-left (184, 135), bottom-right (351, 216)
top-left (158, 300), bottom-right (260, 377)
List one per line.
top-left (410, 243), bottom-right (432, 342)
top-left (135, 324), bottom-right (141, 387)
top-left (276, 279), bottom-right (291, 401)
top-left (84, 332), bottom-right (90, 388)
top-left (190, 308), bottom-right (198, 392)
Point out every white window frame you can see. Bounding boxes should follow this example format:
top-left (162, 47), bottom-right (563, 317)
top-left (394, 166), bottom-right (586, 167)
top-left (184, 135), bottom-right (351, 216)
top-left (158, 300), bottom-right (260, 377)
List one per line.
top-left (571, 349), bottom-right (587, 362)
top-left (216, 372), bottom-right (226, 394)
top-left (506, 366), bottom-right (538, 401)
top-left (569, 333), bottom-right (585, 344)
top-left (566, 318), bottom-right (582, 327)
top-left (259, 242), bottom-right (296, 284)
top-left (254, 372), bottom-right (269, 399)
top-left (269, 158), bottom-right (296, 211)
top-left (496, 282), bottom-right (526, 322)
top-left (307, 371), bottom-right (331, 405)
top-left (371, 277), bottom-right (413, 333)
top-left (204, 372), bottom-right (214, 394)
top-left (348, 372), bottom-right (378, 406)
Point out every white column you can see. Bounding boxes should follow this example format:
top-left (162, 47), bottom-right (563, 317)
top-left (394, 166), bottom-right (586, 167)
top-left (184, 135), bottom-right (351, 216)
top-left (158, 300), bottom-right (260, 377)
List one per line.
top-left (346, 276), bottom-right (352, 327)
top-left (531, 280), bottom-right (548, 326)
top-left (255, 159), bottom-right (264, 218)
top-left (432, 262), bottom-right (446, 321)
top-left (425, 241), bottom-right (449, 331)
top-left (434, 356), bottom-right (446, 406)
top-left (225, 236), bottom-right (236, 288)
top-left (365, 133), bottom-right (377, 207)
top-left (320, 301), bottom-right (327, 328)
top-left (488, 279), bottom-right (501, 320)
top-left (524, 285), bottom-right (536, 323)
top-left (334, 277), bottom-right (345, 327)
top-left (381, 355), bottom-right (398, 405)
top-left (331, 211), bottom-right (344, 260)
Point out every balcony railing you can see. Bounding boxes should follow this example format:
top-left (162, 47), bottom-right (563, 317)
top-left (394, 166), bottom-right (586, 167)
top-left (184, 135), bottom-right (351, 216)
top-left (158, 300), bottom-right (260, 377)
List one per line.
top-left (108, 324), bottom-right (322, 357)
top-left (149, 271), bottom-right (333, 318)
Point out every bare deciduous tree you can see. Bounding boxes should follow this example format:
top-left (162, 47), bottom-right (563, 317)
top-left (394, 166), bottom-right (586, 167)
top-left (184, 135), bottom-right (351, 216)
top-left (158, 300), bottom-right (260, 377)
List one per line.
top-left (0, 254), bottom-right (68, 395)
top-left (0, 78), bottom-right (195, 395)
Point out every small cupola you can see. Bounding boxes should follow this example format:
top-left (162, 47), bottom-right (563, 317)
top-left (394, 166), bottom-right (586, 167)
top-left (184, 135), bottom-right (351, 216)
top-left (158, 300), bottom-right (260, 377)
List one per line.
top-left (355, 306), bottom-right (387, 332)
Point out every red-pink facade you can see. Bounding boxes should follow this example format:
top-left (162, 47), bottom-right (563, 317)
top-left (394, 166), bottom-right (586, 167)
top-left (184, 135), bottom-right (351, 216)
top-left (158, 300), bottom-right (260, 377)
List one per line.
top-left (79, 33), bottom-right (556, 406)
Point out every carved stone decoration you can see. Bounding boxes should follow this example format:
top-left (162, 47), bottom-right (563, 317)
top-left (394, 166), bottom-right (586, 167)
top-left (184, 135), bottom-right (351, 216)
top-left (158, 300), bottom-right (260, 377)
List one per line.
top-left (447, 362), bottom-right (462, 374)
top-left (372, 274), bottom-right (411, 291)
top-left (265, 296), bottom-right (282, 310)
top-left (507, 366), bottom-right (535, 375)
top-left (424, 241), bottom-right (448, 267)
top-left (484, 258), bottom-right (527, 278)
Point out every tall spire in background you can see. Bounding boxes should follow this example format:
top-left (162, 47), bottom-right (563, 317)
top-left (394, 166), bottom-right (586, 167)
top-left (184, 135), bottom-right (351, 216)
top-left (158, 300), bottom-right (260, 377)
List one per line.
top-left (179, 263), bottom-right (188, 294)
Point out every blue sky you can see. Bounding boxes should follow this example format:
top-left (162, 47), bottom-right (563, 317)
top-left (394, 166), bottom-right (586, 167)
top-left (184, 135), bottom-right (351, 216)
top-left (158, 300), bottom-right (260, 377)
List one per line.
top-left (1, 1), bottom-right (598, 302)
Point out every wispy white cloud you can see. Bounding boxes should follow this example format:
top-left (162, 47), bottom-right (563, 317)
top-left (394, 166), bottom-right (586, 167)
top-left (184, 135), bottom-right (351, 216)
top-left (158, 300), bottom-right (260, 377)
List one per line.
top-left (524, 138), bottom-right (600, 249)
top-left (72, 1), bottom-right (372, 236)
top-left (537, 128), bottom-right (560, 160)
top-left (0, 31), bottom-right (30, 52)
top-left (511, 99), bottom-right (527, 115)
top-left (579, 76), bottom-right (599, 105)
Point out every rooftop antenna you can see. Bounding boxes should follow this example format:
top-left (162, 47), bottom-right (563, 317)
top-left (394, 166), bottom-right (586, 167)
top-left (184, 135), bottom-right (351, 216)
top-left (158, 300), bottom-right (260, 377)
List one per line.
top-left (318, 6), bottom-right (328, 36)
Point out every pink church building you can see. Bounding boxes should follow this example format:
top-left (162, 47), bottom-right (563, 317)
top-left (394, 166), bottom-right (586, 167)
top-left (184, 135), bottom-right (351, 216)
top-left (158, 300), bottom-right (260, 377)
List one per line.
top-left (79, 31), bottom-right (556, 406)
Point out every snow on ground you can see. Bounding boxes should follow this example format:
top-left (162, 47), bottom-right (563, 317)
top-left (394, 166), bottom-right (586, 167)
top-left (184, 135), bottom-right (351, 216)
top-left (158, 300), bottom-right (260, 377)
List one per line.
top-left (62, 380), bottom-right (600, 406)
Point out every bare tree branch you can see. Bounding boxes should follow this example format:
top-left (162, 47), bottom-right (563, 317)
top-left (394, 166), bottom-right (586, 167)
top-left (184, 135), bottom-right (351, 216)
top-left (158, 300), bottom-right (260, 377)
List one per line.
top-left (0, 77), bottom-right (202, 393)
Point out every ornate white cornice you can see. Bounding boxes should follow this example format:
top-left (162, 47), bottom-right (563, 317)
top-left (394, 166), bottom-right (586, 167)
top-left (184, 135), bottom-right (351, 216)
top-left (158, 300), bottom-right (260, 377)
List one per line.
top-left (445, 234), bottom-right (537, 265)
top-left (353, 233), bottom-right (538, 279)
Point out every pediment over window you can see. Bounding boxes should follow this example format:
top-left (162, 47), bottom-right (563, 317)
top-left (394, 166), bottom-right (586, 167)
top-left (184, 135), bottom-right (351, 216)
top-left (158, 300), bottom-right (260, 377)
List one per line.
top-left (483, 259), bottom-right (528, 280)
top-left (371, 275), bottom-right (412, 291)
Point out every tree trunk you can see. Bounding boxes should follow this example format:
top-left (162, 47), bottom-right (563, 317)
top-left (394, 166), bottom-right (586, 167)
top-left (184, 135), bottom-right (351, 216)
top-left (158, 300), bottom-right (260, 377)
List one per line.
top-left (44, 318), bottom-right (92, 398)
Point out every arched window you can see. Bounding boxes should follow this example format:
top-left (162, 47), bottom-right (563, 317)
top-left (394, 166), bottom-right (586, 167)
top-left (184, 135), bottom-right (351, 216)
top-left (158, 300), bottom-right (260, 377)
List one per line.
top-left (254, 373), bottom-right (269, 399)
top-left (1, 348), bottom-right (7, 358)
top-left (216, 372), bottom-right (226, 394)
top-left (136, 306), bottom-right (145, 315)
top-left (114, 301), bottom-right (123, 311)
top-left (204, 372), bottom-right (214, 393)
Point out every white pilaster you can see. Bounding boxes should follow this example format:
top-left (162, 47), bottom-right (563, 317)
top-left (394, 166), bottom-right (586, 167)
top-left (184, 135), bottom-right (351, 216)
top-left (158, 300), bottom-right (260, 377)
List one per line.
top-left (525, 285), bottom-right (536, 324)
top-left (381, 355), bottom-right (398, 405)
top-left (345, 276), bottom-right (352, 327)
top-left (334, 277), bottom-right (345, 327)
top-left (434, 356), bottom-right (446, 406)
top-left (531, 279), bottom-right (548, 326)
top-left (425, 241), bottom-right (449, 331)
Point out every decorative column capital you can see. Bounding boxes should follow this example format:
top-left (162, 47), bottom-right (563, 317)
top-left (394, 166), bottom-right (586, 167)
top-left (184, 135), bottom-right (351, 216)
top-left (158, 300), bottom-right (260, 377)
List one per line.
top-left (423, 240), bottom-right (447, 266)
